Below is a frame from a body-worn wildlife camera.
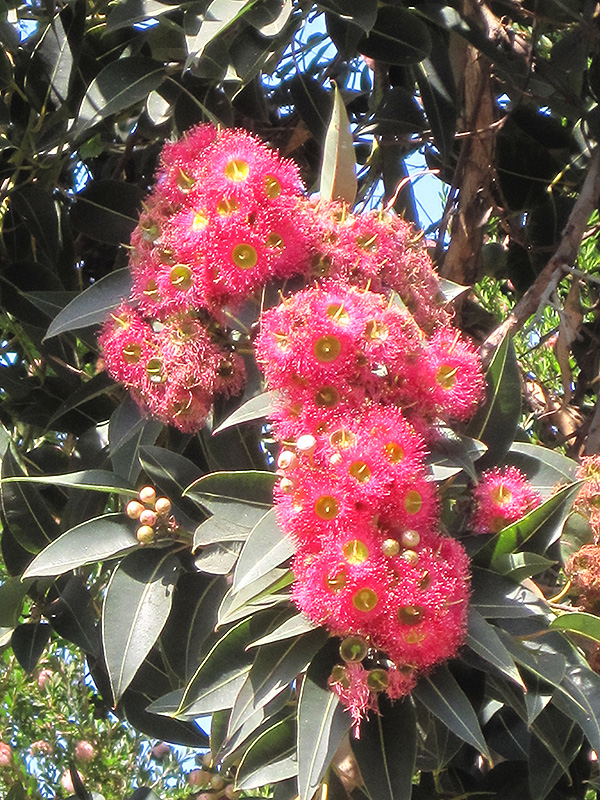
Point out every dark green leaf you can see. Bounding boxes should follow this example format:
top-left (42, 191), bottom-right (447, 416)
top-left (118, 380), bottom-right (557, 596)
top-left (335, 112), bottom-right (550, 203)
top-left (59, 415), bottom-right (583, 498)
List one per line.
top-left (106, 0), bottom-right (180, 30)
top-left (23, 514), bottom-right (139, 579)
top-left (184, 470), bottom-right (276, 527)
top-left (560, 511), bottom-right (593, 565)
top-left (119, 687), bottom-right (210, 748)
top-left (428, 432), bottom-right (487, 482)
top-left (498, 635), bottom-right (567, 691)
top-left (317, 0), bottom-right (378, 31)
top-left (46, 576), bottom-right (100, 657)
top-left (228, 627), bottom-right (329, 738)
top-left (297, 650), bottom-right (351, 800)
top-left (44, 269), bottom-right (132, 339)
top-left (414, 701), bottom-right (463, 771)
top-left (11, 622), bottom-right (51, 673)
top-left (139, 445), bottom-right (204, 530)
top-left (3, 469), bottom-right (135, 495)
top-left (109, 397), bottom-right (163, 485)
top-left (248, 613), bottom-right (317, 649)
top-left (0, 578), bottom-right (31, 646)
top-left (1, 447), bottom-right (60, 553)
top-left (466, 334), bottom-right (521, 466)
top-left (10, 184), bottom-right (60, 264)
top-left (75, 57), bottom-right (166, 134)
top-left (416, 27), bottom-right (456, 160)
top-left (194, 515), bottom-right (251, 546)
top-left (470, 567), bottom-right (548, 619)
top-left (493, 552), bottom-right (556, 581)
top-left (233, 509), bottom-right (293, 593)
top-left (235, 715), bottom-right (297, 791)
top-left (46, 372), bottom-right (117, 430)
top-left (102, 548), bottom-right (181, 702)
top-left (467, 608), bottom-right (525, 688)
top-left (507, 441), bottom-right (578, 490)
top-left (413, 664), bottom-right (490, 758)
top-left (352, 697), bottom-right (416, 800)
top-left (358, 6), bottom-right (431, 65)
top-left (553, 664), bottom-right (600, 755)
top-left (319, 84), bottom-right (357, 206)
top-left (528, 711), bottom-right (582, 800)
top-left (218, 568), bottom-right (293, 627)
top-left (213, 391), bottom-right (275, 434)
top-left (70, 180), bottom-right (144, 245)
top-left (195, 540), bottom-right (244, 574)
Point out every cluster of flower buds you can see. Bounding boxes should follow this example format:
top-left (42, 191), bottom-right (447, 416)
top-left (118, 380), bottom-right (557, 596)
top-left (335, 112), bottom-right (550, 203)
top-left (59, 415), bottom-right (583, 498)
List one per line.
top-left (126, 486), bottom-right (175, 544)
top-left (187, 753), bottom-right (239, 799)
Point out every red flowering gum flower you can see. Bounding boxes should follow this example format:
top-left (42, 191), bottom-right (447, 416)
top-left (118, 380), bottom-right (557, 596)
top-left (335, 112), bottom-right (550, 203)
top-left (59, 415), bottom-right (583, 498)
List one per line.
top-left (377, 535), bottom-right (470, 669)
top-left (98, 304), bottom-right (156, 386)
top-left (379, 475), bottom-right (440, 540)
top-left (269, 385), bottom-right (369, 442)
top-left (329, 662), bottom-right (379, 735)
top-left (565, 544), bottom-right (600, 611)
top-left (574, 456), bottom-right (600, 541)
top-left (156, 124), bottom-right (219, 203)
top-left (471, 466), bottom-right (542, 534)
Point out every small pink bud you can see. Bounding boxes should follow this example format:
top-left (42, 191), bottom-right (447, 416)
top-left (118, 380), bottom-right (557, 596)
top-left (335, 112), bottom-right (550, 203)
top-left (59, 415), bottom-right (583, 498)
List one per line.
top-left (139, 509), bottom-right (157, 526)
top-left (187, 770), bottom-right (204, 786)
top-left (279, 478), bottom-right (296, 494)
top-left (60, 770), bottom-right (82, 794)
top-left (210, 774), bottom-right (224, 791)
top-left (136, 526), bottom-right (154, 544)
top-left (126, 500), bottom-right (145, 519)
top-left (150, 742), bottom-right (171, 760)
top-left (277, 450), bottom-right (297, 470)
top-left (37, 669), bottom-right (53, 689)
top-left (0, 743), bottom-right (12, 767)
top-left (155, 497), bottom-right (172, 515)
top-left (139, 486), bottom-right (156, 505)
top-left (74, 740), bottom-right (95, 762)
top-left (296, 434), bottom-right (316, 454)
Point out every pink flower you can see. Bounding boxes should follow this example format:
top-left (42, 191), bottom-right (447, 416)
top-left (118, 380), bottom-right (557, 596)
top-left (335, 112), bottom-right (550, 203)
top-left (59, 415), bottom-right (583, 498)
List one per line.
top-left (74, 740), bottom-right (95, 762)
top-left (329, 662), bottom-right (379, 735)
top-left (574, 456), bottom-right (600, 540)
top-left (0, 743), bottom-right (12, 767)
top-left (37, 668), bottom-right (53, 690)
top-left (30, 740), bottom-right (53, 756)
top-left (60, 769), bottom-right (83, 795)
top-left (471, 466), bottom-right (542, 534)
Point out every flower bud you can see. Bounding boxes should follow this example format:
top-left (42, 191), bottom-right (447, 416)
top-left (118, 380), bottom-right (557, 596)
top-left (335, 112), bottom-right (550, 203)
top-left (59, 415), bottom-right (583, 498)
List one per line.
top-left (0, 743), bottom-right (12, 767)
top-left (139, 486), bottom-right (156, 505)
top-left (75, 740), bottom-right (95, 762)
top-left (155, 497), bottom-right (172, 515)
top-left (126, 501), bottom-right (144, 520)
top-left (136, 526), bottom-right (154, 544)
top-left (139, 509), bottom-right (157, 527)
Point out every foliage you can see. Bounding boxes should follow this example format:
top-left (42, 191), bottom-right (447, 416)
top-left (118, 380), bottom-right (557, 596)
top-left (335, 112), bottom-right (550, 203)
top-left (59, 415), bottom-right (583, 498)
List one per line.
top-left (2, 1), bottom-right (600, 800)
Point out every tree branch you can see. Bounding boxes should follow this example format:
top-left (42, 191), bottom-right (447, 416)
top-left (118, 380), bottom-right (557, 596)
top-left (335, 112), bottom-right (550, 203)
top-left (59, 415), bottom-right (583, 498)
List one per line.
top-left (481, 145), bottom-right (600, 365)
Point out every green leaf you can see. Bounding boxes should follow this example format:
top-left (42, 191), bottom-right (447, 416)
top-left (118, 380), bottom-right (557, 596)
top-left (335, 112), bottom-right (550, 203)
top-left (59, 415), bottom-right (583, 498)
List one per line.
top-left (3, 470), bottom-right (135, 496)
top-left (550, 612), bottom-right (600, 643)
top-left (553, 664), bottom-right (600, 755)
top-left (102, 548), bottom-right (181, 703)
top-left (248, 613), bottom-right (317, 649)
top-left (235, 715), bottom-right (297, 791)
top-left (213, 391), bottom-right (275, 434)
top-left (352, 698), bottom-right (416, 800)
top-left (498, 635), bottom-right (567, 691)
top-left (507, 442), bottom-right (578, 491)
top-left (414, 665), bottom-right (490, 758)
top-left (75, 57), bottom-right (166, 134)
top-left (1, 447), bottom-right (60, 553)
top-left (0, 578), bottom-right (32, 646)
top-left (45, 371), bottom-right (117, 431)
top-left (218, 569), bottom-right (293, 627)
top-left (228, 627), bottom-right (329, 738)
top-left (106, 0), bottom-right (180, 30)
top-left (493, 551), bottom-right (556, 581)
top-left (470, 567), bottom-right (547, 619)
top-left (194, 516), bottom-right (251, 547)
top-left (184, 470), bottom-right (276, 527)
top-left (233, 509), bottom-right (293, 593)
top-left (10, 184), bottom-right (60, 264)
top-left (317, 0), bottom-right (377, 31)
top-left (297, 649), bottom-right (352, 800)
top-left (23, 514), bottom-right (139, 579)
top-left (70, 180), bottom-right (144, 245)
top-left (414, 701), bottom-right (463, 771)
top-left (560, 511), bottom-right (593, 565)
top-left (438, 278), bottom-right (469, 303)
top-left (319, 84), bottom-right (357, 205)
top-left (467, 608), bottom-right (525, 689)
top-left (528, 712), bottom-right (582, 800)
top-left (44, 268), bottom-right (132, 339)
top-left (485, 482), bottom-right (583, 568)
top-left (428, 432), bottom-right (487, 482)
top-left (416, 28), bottom-right (457, 160)
top-left (357, 6), bottom-right (431, 65)
top-left (109, 397), bottom-right (163, 485)
top-left (152, 609), bottom-right (282, 719)
top-left (195, 541), bottom-right (244, 574)
top-left (466, 334), bottom-right (521, 466)
top-left (11, 622), bottom-right (51, 673)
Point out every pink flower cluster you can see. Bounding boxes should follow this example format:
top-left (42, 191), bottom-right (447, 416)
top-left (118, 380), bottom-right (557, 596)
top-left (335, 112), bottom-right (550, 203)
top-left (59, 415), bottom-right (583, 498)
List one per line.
top-left (255, 281), bottom-right (484, 728)
top-left (99, 124), bottom-right (452, 431)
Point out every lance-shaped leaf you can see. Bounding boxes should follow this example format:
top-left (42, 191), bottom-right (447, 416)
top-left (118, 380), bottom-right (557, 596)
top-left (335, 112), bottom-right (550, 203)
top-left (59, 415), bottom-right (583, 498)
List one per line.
top-left (466, 334), bottom-right (520, 466)
top-left (0, 578), bottom-right (32, 646)
top-left (467, 608), bottom-right (525, 689)
top-left (3, 470), bottom-right (135, 496)
top-left (194, 516), bottom-right (251, 547)
top-left (218, 569), bottom-right (293, 627)
top-left (70, 180), bottom-right (144, 245)
top-left (44, 268), bottom-right (132, 339)
top-left (319, 84), bottom-right (357, 205)
top-left (23, 514), bottom-right (139, 579)
top-left (184, 471), bottom-right (276, 527)
top-left (550, 611), bottom-right (600, 643)
top-left (11, 622), bottom-right (51, 673)
top-left (470, 567), bottom-right (547, 619)
top-left (75, 57), bottom-right (165, 134)
top-left (228, 627), bottom-right (329, 738)
top-left (507, 441), bottom-right (578, 491)
top-left (553, 664), bottom-right (600, 755)
top-left (109, 398), bottom-right (163, 485)
top-left (248, 613), bottom-right (317, 649)
top-left (102, 548), bottom-right (181, 703)
top-left (428, 432), bottom-right (487, 482)
top-left (232, 509), bottom-right (294, 593)
top-left (493, 552), bottom-right (556, 582)
top-left (297, 645), bottom-right (352, 800)
top-left (213, 391), bottom-right (275, 435)
top-left (413, 664), bottom-right (490, 758)
top-left (352, 698), bottom-right (416, 800)
top-left (414, 701), bottom-right (463, 771)
top-left (195, 541), bottom-right (244, 575)
top-left (236, 715), bottom-right (297, 791)
top-left (529, 712), bottom-right (582, 800)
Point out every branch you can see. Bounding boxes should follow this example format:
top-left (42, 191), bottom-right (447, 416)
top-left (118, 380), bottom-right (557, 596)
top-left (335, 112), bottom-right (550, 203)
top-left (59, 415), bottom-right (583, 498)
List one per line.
top-left (481, 145), bottom-right (600, 365)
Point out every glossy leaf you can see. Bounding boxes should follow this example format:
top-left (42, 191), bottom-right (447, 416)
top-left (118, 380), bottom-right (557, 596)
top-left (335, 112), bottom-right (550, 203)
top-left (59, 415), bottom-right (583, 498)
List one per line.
top-left (228, 627), bottom-right (329, 738)
top-left (467, 608), bottom-right (525, 688)
top-left (466, 334), bottom-right (521, 466)
top-left (413, 665), bottom-right (490, 758)
top-left (194, 515), bottom-right (251, 546)
top-left (297, 651), bottom-right (351, 800)
top-left (235, 715), bottom-right (297, 791)
top-left (218, 568), bottom-right (293, 627)
top-left (319, 84), bottom-right (357, 205)
top-left (184, 471), bottom-right (276, 527)
top-left (102, 548), bottom-right (181, 703)
top-left (357, 6), bottom-right (431, 65)
top-left (3, 469), bottom-right (135, 496)
top-left (75, 57), bottom-right (165, 134)
top-left (528, 711), bottom-right (582, 800)
top-left (213, 391), bottom-right (275, 434)
top-left (44, 268), bottom-right (132, 339)
top-left (11, 622), bottom-right (51, 673)
top-left (23, 514), bottom-right (139, 579)
top-left (507, 441), bottom-right (578, 490)
top-left (139, 445), bottom-right (204, 529)
top-left (560, 510), bottom-right (593, 565)
top-left (248, 613), bottom-right (317, 649)
top-left (10, 184), bottom-right (60, 264)
top-left (493, 552), bottom-right (556, 581)
top-left (352, 698), bottom-right (416, 800)
top-left (553, 665), bottom-right (600, 755)
top-left (470, 567), bottom-right (547, 619)
top-left (106, 0), bottom-right (179, 30)
top-left (317, 0), bottom-right (377, 31)
top-left (195, 541), bottom-right (244, 574)
top-left (550, 612), bottom-right (600, 643)
top-left (109, 398), bottom-right (163, 486)
top-left (416, 28), bottom-right (456, 160)
top-left (414, 701), bottom-right (463, 771)
top-left (232, 509), bottom-right (294, 593)
top-left (0, 578), bottom-right (32, 646)
top-left (428, 432), bottom-right (487, 482)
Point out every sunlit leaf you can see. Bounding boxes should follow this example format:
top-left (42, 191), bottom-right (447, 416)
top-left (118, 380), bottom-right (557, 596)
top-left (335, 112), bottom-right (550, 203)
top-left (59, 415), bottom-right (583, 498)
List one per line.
top-left (232, 509), bottom-right (294, 593)
top-left (319, 84), bottom-right (357, 205)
